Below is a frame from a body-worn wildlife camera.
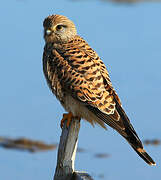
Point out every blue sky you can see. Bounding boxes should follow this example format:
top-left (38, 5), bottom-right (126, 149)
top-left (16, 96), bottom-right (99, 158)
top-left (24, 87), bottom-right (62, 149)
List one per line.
top-left (0, 0), bottom-right (161, 180)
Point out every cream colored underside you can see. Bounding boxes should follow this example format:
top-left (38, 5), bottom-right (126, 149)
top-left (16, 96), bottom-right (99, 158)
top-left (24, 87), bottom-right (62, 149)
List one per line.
top-left (63, 94), bottom-right (107, 129)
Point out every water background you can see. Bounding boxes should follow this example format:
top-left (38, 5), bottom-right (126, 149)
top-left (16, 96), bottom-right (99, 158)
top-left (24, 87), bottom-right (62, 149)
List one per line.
top-left (0, 0), bottom-right (161, 179)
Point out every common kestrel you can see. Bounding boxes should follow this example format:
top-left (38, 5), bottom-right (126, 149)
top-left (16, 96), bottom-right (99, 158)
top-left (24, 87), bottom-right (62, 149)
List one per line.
top-left (42, 14), bottom-right (156, 166)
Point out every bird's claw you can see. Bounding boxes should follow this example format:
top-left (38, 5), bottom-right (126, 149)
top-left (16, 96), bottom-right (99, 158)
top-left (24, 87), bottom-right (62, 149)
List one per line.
top-left (60, 112), bottom-right (73, 128)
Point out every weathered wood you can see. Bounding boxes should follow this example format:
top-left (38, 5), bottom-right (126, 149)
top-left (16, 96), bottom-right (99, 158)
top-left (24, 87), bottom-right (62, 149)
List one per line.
top-left (54, 118), bottom-right (94, 180)
top-left (54, 118), bottom-right (80, 180)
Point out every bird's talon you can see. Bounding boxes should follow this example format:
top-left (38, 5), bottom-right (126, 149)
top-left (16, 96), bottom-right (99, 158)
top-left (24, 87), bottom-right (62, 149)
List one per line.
top-left (60, 112), bottom-right (73, 128)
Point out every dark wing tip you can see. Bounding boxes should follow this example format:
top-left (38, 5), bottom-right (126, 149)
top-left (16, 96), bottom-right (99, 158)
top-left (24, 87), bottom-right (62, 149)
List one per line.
top-left (135, 148), bottom-right (156, 166)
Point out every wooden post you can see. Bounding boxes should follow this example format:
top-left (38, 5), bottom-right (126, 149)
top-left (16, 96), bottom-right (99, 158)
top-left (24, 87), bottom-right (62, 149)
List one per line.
top-left (54, 118), bottom-right (94, 180)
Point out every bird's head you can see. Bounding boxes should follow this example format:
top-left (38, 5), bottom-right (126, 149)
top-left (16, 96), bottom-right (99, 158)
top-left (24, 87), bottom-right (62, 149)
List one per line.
top-left (43, 15), bottom-right (77, 44)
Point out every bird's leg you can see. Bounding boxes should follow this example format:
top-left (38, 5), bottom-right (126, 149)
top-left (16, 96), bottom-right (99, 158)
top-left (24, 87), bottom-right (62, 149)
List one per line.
top-left (60, 112), bottom-right (80, 128)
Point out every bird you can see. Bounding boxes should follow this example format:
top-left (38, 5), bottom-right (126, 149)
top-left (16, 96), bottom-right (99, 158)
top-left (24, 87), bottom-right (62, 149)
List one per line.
top-left (42, 14), bottom-right (156, 166)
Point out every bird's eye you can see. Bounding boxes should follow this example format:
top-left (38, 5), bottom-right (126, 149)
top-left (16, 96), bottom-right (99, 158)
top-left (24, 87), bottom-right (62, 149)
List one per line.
top-left (56, 25), bottom-right (63, 31)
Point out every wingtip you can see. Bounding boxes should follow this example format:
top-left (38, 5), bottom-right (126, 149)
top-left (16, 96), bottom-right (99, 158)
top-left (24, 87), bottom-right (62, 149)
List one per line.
top-left (136, 148), bottom-right (156, 166)
top-left (149, 162), bottom-right (156, 166)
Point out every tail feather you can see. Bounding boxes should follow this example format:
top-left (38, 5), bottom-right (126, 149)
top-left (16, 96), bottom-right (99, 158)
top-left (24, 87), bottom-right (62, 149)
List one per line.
top-left (120, 126), bottom-right (156, 166)
top-left (86, 96), bottom-right (156, 166)
top-left (116, 102), bottom-right (156, 166)
top-left (116, 100), bottom-right (156, 166)
top-left (131, 145), bottom-right (156, 166)
top-left (124, 126), bottom-right (156, 165)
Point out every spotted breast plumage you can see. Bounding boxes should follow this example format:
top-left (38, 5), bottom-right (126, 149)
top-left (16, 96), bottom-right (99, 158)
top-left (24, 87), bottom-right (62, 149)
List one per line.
top-left (42, 14), bottom-right (156, 166)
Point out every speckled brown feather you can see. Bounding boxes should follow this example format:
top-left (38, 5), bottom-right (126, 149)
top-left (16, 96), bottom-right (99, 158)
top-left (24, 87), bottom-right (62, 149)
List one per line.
top-left (43, 35), bottom-right (128, 133)
top-left (42, 15), bottom-right (156, 166)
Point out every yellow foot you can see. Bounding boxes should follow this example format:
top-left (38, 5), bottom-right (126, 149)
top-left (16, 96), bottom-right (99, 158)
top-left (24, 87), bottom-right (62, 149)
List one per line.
top-left (60, 112), bottom-right (73, 128)
top-left (60, 112), bottom-right (80, 128)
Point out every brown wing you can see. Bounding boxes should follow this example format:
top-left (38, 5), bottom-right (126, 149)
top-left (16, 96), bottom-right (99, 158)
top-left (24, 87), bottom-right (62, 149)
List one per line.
top-left (43, 43), bottom-right (65, 103)
top-left (54, 38), bottom-right (114, 107)
top-left (45, 36), bottom-right (127, 131)
top-left (43, 35), bottom-right (156, 166)
top-left (70, 37), bottom-right (156, 166)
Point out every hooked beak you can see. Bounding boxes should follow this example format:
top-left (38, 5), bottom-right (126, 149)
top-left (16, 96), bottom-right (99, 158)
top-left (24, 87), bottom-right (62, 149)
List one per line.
top-left (45, 29), bottom-right (52, 35)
